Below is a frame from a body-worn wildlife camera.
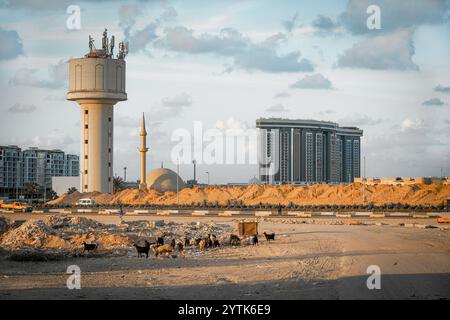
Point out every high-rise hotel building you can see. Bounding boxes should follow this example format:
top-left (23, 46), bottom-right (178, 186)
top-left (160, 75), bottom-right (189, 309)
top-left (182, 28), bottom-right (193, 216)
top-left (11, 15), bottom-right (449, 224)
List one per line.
top-left (256, 118), bottom-right (363, 184)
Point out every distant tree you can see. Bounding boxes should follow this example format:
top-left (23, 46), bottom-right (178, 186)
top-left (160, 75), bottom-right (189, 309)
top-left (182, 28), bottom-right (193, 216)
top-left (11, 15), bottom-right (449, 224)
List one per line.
top-left (47, 189), bottom-right (58, 200)
top-left (67, 187), bottom-right (78, 195)
top-left (113, 176), bottom-right (126, 193)
top-left (24, 182), bottom-right (41, 199)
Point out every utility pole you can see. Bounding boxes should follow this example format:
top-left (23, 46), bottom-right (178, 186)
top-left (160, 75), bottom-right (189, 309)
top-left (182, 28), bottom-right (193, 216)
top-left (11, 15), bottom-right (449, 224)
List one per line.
top-left (123, 166), bottom-right (127, 182)
top-left (205, 171), bottom-right (210, 185)
top-left (176, 158), bottom-right (179, 206)
top-left (192, 159), bottom-right (197, 184)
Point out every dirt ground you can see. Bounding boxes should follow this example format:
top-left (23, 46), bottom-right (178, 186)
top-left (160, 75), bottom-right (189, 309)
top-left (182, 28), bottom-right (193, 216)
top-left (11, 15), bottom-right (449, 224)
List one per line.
top-left (0, 214), bottom-right (449, 300)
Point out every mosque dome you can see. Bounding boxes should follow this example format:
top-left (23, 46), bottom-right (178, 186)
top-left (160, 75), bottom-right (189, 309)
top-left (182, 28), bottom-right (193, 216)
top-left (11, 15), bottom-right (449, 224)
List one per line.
top-left (146, 168), bottom-right (185, 192)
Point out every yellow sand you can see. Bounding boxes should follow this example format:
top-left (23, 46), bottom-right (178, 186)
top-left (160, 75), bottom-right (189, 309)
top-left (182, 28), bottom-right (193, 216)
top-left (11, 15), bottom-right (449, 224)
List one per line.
top-left (48, 183), bottom-right (450, 207)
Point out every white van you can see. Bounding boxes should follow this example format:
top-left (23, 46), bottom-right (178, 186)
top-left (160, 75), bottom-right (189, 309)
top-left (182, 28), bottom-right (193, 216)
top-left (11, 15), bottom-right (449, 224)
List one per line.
top-left (76, 198), bottom-right (96, 206)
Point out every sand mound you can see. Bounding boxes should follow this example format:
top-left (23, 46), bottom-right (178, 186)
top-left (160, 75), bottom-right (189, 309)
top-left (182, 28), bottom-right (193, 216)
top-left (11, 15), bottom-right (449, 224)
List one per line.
top-left (1, 220), bottom-right (69, 249)
top-left (49, 183), bottom-right (450, 207)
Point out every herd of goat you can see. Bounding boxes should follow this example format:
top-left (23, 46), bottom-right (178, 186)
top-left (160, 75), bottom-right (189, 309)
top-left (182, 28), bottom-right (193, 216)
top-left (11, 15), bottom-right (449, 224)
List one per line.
top-left (82, 231), bottom-right (276, 258)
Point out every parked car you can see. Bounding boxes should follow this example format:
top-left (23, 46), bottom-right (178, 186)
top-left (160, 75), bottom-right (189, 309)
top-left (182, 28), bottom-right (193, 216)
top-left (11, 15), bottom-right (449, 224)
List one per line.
top-left (0, 199), bottom-right (33, 212)
top-left (75, 198), bottom-right (96, 206)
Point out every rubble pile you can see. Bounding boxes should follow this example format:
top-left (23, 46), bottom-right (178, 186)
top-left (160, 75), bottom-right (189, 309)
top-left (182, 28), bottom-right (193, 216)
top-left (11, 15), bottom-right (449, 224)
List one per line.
top-left (0, 216), bottom-right (235, 258)
top-left (1, 219), bottom-right (69, 249)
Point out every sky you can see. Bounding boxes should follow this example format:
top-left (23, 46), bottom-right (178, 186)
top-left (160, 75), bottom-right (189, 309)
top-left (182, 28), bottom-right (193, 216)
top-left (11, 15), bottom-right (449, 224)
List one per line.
top-left (0, 0), bottom-right (449, 184)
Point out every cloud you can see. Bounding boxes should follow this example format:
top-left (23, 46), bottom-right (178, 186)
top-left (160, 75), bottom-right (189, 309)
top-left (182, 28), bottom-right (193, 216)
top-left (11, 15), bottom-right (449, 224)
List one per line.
top-left (282, 12), bottom-right (299, 33)
top-left (156, 27), bottom-right (314, 73)
top-left (232, 49), bottom-right (314, 73)
top-left (8, 103), bottom-right (36, 113)
top-left (156, 26), bottom-right (248, 55)
top-left (28, 130), bottom-right (75, 150)
top-left (337, 29), bottom-right (418, 70)
top-left (340, 0), bottom-right (449, 35)
top-left (0, 0), bottom-right (69, 10)
top-left (266, 103), bottom-right (290, 113)
top-left (312, 15), bottom-right (340, 35)
top-left (317, 109), bottom-right (336, 116)
top-left (160, 5), bottom-right (178, 22)
top-left (290, 73), bottom-right (333, 90)
top-left (339, 113), bottom-right (382, 127)
top-left (162, 92), bottom-right (192, 108)
top-left (401, 118), bottom-right (425, 132)
top-left (149, 93), bottom-right (193, 121)
top-left (0, 27), bottom-right (24, 60)
top-left (273, 92), bottom-right (291, 99)
top-left (422, 98), bottom-right (445, 106)
top-left (126, 23), bottom-right (159, 54)
top-left (215, 118), bottom-right (252, 130)
top-left (9, 59), bottom-right (68, 89)
top-left (435, 85), bottom-right (450, 93)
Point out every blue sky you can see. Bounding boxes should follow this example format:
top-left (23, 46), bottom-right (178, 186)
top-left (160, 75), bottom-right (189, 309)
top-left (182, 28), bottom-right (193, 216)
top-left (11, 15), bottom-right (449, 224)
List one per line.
top-left (0, 0), bottom-right (449, 183)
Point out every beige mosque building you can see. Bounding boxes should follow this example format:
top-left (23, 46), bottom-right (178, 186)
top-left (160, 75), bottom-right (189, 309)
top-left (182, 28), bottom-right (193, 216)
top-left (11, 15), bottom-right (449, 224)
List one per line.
top-left (139, 113), bottom-right (185, 193)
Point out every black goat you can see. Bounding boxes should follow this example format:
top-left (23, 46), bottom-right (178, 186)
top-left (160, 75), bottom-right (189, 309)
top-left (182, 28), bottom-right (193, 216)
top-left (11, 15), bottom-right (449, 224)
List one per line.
top-left (133, 241), bottom-right (150, 258)
top-left (263, 232), bottom-right (275, 242)
top-left (229, 234), bottom-right (241, 246)
top-left (82, 242), bottom-right (97, 252)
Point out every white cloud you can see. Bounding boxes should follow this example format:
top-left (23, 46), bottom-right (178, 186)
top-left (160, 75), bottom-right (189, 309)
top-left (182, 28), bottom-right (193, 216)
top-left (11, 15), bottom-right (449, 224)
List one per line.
top-left (162, 92), bottom-right (192, 108)
top-left (9, 59), bottom-right (68, 89)
top-left (265, 103), bottom-right (290, 113)
top-left (290, 73), bottom-right (333, 89)
top-left (8, 103), bottom-right (36, 113)
top-left (337, 29), bottom-right (418, 71)
top-left (422, 98), bottom-right (445, 106)
top-left (0, 27), bottom-right (23, 60)
top-left (339, 113), bottom-right (382, 127)
top-left (434, 85), bottom-right (450, 94)
top-left (401, 118), bottom-right (425, 132)
top-left (274, 92), bottom-right (291, 99)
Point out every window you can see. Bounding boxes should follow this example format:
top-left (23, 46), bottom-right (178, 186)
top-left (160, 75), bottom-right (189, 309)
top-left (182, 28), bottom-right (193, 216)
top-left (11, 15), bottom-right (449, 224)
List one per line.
top-left (84, 170), bottom-right (88, 174)
top-left (108, 162), bottom-right (111, 167)
top-left (84, 185), bottom-right (88, 189)
top-left (85, 110), bottom-right (88, 115)
top-left (84, 155), bottom-right (88, 159)
top-left (85, 124), bottom-right (88, 129)
top-left (108, 117), bottom-right (111, 122)
top-left (108, 148), bottom-right (111, 153)
top-left (84, 140), bottom-right (88, 144)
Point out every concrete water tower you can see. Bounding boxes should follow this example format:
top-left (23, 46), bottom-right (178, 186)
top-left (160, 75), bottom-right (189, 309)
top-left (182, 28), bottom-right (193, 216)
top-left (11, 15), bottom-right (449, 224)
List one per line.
top-left (67, 29), bottom-right (128, 193)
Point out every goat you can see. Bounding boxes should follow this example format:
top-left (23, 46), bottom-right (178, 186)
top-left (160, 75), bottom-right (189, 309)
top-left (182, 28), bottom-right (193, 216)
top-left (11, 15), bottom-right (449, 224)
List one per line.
top-left (213, 239), bottom-right (220, 248)
top-left (133, 242), bottom-right (150, 258)
top-left (82, 242), bottom-right (97, 252)
top-left (169, 239), bottom-right (176, 248)
top-left (251, 235), bottom-right (258, 245)
top-left (229, 234), bottom-right (241, 246)
top-left (157, 237), bottom-right (164, 246)
top-left (176, 242), bottom-right (184, 252)
top-left (198, 239), bottom-right (206, 251)
top-left (263, 232), bottom-right (275, 242)
top-left (152, 244), bottom-right (173, 257)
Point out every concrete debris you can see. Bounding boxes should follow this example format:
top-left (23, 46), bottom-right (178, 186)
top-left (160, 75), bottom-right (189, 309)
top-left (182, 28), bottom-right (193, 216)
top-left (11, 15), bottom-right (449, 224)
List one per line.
top-left (0, 215), bottom-right (235, 259)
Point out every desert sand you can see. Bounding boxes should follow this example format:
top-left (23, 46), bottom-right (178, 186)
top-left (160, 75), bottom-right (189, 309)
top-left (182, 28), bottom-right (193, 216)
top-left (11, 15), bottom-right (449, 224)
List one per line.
top-left (0, 213), bottom-right (449, 300)
top-left (48, 183), bottom-right (450, 207)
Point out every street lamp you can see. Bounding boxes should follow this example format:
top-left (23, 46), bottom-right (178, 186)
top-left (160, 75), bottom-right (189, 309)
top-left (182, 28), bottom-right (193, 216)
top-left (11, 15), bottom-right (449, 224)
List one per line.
top-left (205, 171), bottom-right (210, 185)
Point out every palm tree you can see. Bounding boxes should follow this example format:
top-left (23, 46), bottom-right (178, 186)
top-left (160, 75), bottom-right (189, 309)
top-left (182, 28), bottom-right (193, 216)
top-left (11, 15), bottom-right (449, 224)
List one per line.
top-left (113, 176), bottom-right (126, 193)
top-left (67, 187), bottom-right (78, 194)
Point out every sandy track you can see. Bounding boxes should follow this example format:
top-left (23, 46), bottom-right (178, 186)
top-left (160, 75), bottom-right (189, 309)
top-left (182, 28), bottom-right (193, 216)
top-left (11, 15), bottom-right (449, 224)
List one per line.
top-left (0, 216), bottom-right (449, 300)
